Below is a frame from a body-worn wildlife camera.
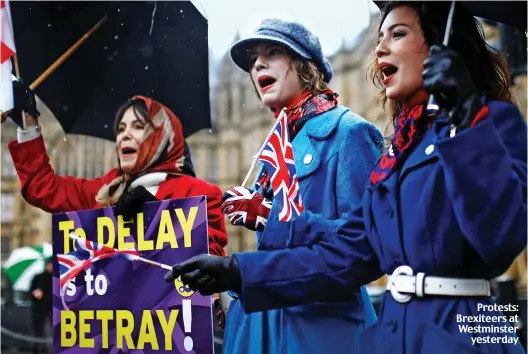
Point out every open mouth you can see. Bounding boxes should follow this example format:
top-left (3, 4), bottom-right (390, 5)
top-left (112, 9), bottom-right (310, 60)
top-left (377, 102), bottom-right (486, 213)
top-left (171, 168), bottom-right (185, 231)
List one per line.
top-left (380, 63), bottom-right (398, 83)
top-left (121, 146), bottom-right (137, 158)
top-left (257, 75), bottom-right (276, 91)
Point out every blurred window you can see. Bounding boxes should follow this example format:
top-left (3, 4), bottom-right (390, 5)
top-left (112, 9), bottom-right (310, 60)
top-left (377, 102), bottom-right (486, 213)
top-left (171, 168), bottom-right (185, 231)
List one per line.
top-left (2, 149), bottom-right (16, 177)
top-left (207, 149), bottom-right (218, 183)
top-left (1, 236), bottom-right (11, 260)
top-left (228, 147), bottom-right (239, 179)
top-left (1, 193), bottom-right (15, 223)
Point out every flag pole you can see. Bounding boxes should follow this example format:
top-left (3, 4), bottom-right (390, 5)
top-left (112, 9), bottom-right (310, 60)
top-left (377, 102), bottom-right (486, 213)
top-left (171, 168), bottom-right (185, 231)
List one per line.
top-left (29, 14), bottom-right (108, 90)
top-left (12, 53), bottom-right (20, 77)
top-left (10, 54), bottom-right (26, 128)
top-left (241, 108), bottom-right (287, 187)
top-left (133, 256), bottom-right (172, 271)
top-left (6, 11), bottom-right (108, 127)
top-left (426, 0), bottom-right (456, 116)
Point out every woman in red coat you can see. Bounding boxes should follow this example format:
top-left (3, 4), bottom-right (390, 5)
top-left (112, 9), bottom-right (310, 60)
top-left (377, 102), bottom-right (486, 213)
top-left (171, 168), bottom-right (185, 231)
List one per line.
top-left (7, 86), bottom-right (227, 256)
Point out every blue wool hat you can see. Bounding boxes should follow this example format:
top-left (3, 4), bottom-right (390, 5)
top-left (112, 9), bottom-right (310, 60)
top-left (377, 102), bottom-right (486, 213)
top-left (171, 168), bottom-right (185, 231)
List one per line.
top-left (230, 19), bottom-right (333, 83)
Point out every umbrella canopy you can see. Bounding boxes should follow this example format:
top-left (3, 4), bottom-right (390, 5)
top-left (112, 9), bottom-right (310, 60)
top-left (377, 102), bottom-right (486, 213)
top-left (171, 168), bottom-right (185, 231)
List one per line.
top-left (373, 1), bottom-right (527, 30)
top-left (10, 1), bottom-right (211, 141)
top-left (2, 243), bottom-right (52, 292)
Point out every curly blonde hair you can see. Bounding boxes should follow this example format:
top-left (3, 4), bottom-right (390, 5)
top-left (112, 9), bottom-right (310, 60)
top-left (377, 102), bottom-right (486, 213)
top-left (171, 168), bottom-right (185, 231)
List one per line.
top-left (290, 57), bottom-right (330, 95)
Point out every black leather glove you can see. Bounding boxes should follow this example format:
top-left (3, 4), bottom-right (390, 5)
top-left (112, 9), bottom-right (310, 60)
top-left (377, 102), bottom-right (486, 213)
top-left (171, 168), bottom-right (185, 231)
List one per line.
top-left (164, 255), bottom-right (242, 295)
top-left (8, 78), bottom-right (40, 126)
top-left (423, 45), bottom-right (483, 131)
top-left (114, 185), bottom-right (158, 220)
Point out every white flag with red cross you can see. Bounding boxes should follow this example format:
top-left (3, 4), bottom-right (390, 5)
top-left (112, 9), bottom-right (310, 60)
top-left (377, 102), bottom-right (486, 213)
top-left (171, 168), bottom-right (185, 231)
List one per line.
top-left (0, 0), bottom-right (16, 112)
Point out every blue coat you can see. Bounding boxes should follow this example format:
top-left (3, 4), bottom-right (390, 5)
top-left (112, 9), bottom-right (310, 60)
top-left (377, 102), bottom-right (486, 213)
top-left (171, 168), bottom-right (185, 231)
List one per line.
top-left (233, 100), bottom-right (527, 354)
top-left (223, 105), bottom-right (383, 353)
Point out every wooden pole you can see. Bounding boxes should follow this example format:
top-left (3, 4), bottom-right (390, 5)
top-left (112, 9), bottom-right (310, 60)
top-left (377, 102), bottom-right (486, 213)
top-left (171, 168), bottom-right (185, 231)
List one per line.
top-left (13, 53), bottom-right (20, 77)
top-left (5, 14), bottom-right (108, 127)
top-left (29, 14), bottom-right (108, 90)
top-left (11, 54), bottom-right (27, 128)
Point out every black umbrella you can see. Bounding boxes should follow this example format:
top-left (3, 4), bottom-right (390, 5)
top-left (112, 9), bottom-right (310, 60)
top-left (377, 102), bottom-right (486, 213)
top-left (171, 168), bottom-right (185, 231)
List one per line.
top-left (10, 1), bottom-right (211, 141)
top-left (373, 1), bottom-right (527, 30)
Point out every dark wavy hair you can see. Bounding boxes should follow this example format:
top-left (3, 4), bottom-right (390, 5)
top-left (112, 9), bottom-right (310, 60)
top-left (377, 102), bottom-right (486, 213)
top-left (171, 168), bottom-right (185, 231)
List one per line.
top-left (368, 1), bottom-right (515, 125)
top-left (113, 99), bottom-right (152, 136)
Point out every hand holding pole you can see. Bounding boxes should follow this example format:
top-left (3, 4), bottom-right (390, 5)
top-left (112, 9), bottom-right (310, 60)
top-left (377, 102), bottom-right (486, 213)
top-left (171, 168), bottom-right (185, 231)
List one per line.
top-left (426, 1), bottom-right (456, 116)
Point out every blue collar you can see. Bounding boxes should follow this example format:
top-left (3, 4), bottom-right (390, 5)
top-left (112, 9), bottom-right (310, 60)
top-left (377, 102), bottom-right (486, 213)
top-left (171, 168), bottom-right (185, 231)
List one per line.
top-left (304, 106), bottom-right (348, 139)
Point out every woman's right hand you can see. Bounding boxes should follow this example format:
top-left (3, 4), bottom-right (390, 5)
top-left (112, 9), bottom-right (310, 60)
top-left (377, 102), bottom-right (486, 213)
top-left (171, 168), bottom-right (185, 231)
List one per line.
top-left (7, 78), bottom-right (40, 127)
top-left (221, 186), bottom-right (272, 231)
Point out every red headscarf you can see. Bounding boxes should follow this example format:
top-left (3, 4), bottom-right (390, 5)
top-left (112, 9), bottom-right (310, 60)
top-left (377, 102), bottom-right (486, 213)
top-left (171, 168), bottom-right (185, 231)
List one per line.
top-left (95, 96), bottom-right (186, 207)
top-left (127, 95), bottom-right (185, 175)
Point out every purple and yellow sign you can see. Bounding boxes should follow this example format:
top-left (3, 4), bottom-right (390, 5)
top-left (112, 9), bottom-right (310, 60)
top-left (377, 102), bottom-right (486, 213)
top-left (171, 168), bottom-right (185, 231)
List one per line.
top-left (52, 196), bottom-right (213, 353)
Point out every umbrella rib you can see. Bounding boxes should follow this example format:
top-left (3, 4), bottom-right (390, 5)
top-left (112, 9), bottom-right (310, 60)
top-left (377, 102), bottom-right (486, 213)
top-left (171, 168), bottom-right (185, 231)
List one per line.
top-left (149, 2), bottom-right (158, 36)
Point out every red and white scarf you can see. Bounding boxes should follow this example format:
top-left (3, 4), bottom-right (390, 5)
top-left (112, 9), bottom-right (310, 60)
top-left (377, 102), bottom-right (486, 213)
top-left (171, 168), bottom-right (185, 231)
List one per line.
top-left (95, 96), bottom-right (186, 207)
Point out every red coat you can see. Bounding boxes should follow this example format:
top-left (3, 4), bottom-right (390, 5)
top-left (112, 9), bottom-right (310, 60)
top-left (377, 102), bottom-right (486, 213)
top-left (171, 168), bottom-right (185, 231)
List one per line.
top-left (8, 136), bottom-right (227, 256)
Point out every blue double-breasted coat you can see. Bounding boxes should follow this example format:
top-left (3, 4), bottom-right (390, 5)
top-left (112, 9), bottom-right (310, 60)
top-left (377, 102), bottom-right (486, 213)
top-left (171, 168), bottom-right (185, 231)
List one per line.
top-left (234, 100), bottom-right (527, 354)
top-left (223, 105), bottom-right (383, 353)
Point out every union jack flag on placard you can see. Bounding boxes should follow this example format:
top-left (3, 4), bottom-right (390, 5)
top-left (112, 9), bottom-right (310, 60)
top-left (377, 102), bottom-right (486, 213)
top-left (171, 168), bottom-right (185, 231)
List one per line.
top-left (258, 113), bottom-right (304, 222)
top-left (57, 233), bottom-right (139, 309)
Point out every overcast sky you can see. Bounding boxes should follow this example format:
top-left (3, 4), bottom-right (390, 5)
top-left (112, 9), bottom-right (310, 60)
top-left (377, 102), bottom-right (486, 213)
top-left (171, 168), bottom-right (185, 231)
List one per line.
top-left (193, 0), bottom-right (380, 59)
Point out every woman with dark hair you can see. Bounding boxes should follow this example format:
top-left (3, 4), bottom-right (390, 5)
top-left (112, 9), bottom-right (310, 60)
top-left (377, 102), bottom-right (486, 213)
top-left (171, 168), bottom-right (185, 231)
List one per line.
top-left (7, 90), bottom-right (227, 256)
top-left (166, 3), bottom-right (527, 353)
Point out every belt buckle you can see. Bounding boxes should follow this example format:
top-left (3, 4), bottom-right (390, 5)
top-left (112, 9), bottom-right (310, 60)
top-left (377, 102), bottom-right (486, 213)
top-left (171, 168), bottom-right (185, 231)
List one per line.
top-left (390, 265), bottom-right (413, 303)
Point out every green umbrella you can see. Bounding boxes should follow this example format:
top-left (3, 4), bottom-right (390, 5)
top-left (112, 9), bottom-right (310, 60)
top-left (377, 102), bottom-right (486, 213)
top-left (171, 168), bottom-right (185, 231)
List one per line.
top-left (2, 243), bottom-right (52, 292)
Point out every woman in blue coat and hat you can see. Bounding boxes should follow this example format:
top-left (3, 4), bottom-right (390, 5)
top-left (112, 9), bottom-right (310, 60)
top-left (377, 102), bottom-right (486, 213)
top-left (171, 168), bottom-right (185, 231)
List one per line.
top-left (166, 2), bottom-right (526, 353)
top-left (213, 18), bottom-right (382, 354)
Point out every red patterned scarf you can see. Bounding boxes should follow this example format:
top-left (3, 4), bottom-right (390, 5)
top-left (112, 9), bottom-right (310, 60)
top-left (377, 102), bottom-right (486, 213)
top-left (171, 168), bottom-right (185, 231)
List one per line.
top-left (273, 89), bottom-right (338, 138)
top-left (370, 104), bottom-right (435, 186)
top-left (256, 90), bottom-right (338, 195)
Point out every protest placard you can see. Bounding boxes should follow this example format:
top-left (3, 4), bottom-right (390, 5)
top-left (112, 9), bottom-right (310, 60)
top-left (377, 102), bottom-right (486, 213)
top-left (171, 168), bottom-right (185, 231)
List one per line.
top-left (52, 196), bottom-right (213, 354)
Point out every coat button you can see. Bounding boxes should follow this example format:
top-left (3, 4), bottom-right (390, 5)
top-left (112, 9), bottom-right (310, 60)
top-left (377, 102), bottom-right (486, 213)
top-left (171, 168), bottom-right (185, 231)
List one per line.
top-left (425, 144), bottom-right (435, 155)
top-left (303, 154), bottom-right (313, 165)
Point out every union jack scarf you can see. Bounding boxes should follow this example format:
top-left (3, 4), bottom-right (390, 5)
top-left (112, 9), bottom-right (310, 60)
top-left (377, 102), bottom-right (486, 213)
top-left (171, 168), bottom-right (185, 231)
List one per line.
top-left (255, 90), bottom-right (338, 195)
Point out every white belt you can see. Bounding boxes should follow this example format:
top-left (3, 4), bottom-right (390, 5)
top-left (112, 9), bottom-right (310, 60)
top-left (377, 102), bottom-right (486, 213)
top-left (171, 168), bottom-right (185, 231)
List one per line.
top-left (386, 265), bottom-right (491, 303)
